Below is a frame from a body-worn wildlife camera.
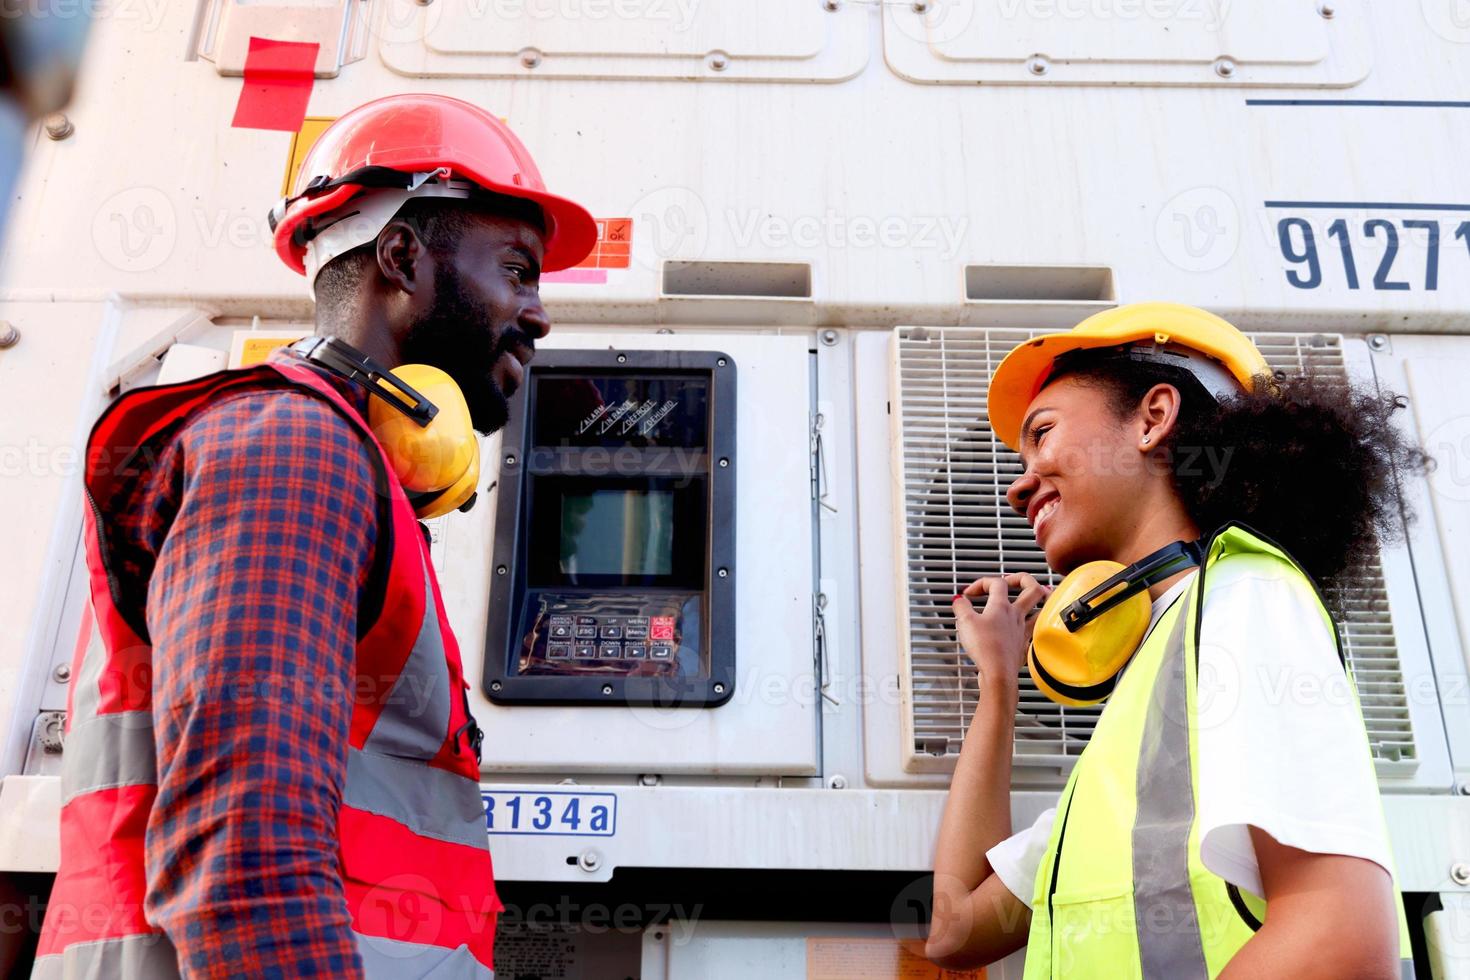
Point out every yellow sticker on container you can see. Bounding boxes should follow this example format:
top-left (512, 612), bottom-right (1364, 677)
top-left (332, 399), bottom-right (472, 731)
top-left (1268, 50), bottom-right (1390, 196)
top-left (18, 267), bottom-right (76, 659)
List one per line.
top-left (806, 938), bottom-right (986, 979)
top-left (230, 331), bottom-right (310, 369)
top-left (281, 116), bottom-right (337, 196)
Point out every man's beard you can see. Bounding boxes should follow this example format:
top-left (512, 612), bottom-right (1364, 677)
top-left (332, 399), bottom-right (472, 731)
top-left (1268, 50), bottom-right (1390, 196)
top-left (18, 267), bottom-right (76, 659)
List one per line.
top-left (401, 264), bottom-right (530, 435)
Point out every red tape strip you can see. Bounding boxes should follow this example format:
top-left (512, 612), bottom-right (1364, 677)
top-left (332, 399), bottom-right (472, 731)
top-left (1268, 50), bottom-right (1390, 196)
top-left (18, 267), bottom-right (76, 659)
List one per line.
top-left (231, 37), bottom-right (320, 132)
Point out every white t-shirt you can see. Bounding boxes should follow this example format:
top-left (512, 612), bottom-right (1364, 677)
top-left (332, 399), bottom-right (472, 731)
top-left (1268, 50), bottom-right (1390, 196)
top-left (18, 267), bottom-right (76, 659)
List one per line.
top-left (987, 553), bottom-right (1394, 907)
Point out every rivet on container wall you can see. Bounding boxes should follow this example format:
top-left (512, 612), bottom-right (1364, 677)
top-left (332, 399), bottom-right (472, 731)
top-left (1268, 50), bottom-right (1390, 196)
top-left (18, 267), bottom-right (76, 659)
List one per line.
top-left (1213, 57), bottom-right (1237, 79)
top-left (823, 0), bottom-right (840, 9)
top-left (520, 48), bottom-right (542, 69)
top-left (1317, 3), bottom-right (1336, 18)
top-left (44, 113), bottom-right (73, 140)
top-left (1027, 55), bottom-right (1050, 77)
top-left (707, 51), bottom-right (730, 72)
top-left (0, 323), bottom-right (19, 349)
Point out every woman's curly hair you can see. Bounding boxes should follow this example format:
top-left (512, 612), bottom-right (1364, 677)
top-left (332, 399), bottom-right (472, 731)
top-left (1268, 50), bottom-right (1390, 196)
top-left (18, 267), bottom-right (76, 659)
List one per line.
top-left (1050, 354), bottom-right (1430, 590)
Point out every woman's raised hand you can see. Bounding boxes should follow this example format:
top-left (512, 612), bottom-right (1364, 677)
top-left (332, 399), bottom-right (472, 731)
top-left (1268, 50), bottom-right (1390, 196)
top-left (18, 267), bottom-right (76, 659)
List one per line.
top-left (952, 574), bottom-right (1050, 687)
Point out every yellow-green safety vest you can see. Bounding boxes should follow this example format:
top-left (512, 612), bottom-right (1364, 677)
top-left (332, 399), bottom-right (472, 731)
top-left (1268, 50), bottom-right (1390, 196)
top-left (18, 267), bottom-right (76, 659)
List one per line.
top-left (1023, 524), bottom-right (1414, 979)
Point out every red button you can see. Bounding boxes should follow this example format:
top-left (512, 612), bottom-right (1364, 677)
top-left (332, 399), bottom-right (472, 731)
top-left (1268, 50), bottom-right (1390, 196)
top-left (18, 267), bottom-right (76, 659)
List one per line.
top-left (650, 617), bottom-right (676, 642)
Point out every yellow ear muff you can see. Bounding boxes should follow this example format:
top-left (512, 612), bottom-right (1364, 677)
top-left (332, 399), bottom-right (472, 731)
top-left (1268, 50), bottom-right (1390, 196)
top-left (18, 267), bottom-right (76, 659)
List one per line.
top-left (367, 364), bottom-right (479, 517)
top-left (1028, 561), bottom-right (1153, 707)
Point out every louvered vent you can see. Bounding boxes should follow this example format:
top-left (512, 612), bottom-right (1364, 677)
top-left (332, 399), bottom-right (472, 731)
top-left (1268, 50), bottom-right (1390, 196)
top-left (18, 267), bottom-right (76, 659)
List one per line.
top-left (893, 328), bottom-right (1416, 777)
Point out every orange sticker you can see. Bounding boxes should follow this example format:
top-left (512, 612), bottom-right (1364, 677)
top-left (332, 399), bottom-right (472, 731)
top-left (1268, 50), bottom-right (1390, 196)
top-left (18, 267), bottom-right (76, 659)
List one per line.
top-left (806, 938), bottom-right (985, 980)
top-left (573, 217), bottom-right (633, 270)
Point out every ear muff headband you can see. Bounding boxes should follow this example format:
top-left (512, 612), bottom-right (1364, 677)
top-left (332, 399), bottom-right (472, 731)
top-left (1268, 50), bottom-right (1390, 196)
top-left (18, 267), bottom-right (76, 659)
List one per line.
top-left (1027, 539), bottom-right (1204, 707)
top-left (288, 336), bottom-right (479, 518)
top-left (291, 335), bottom-right (438, 427)
top-left (1059, 540), bottom-right (1204, 633)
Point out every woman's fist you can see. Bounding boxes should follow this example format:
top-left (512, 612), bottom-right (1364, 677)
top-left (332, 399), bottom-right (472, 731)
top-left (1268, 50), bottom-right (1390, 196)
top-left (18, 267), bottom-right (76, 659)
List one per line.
top-left (952, 573), bottom-right (1050, 687)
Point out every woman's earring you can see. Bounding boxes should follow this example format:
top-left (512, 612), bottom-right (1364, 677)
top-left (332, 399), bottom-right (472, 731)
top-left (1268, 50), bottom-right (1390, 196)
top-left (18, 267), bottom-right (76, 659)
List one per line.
top-left (1141, 437), bottom-right (1150, 446)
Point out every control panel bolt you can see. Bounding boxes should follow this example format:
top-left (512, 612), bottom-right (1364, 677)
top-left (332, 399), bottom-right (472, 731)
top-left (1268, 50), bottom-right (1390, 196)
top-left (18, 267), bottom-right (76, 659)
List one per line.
top-left (1318, 3), bottom-right (1335, 17)
top-left (505, 455), bottom-right (517, 466)
top-left (578, 849), bottom-right (602, 872)
top-left (717, 567), bottom-right (729, 578)
top-left (1452, 863), bottom-right (1470, 887)
top-left (719, 457), bottom-right (730, 468)
top-left (1027, 55), bottom-right (1050, 77)
top-left (617, 353), bottom-right (627, 363)
top-left (1368, 334), bottom-right (1390, 352)
top-left (717, 358), bottom-right (727, 367)
top-left (496, 565), bottom-right (507, 576)
top-left (828, 774), bottom-right (848, 789)
top-left (53, 664), bottom-right (71, 683)
top-left (713, 683), bottom-right (726, 695)
top-left (820, 329), bottom-right (840, 346)
top-left (44, 113), bottom-right (73, 140)
top-left (490, 680), bottom-right (503, 692)
top-left (639, 773), bottom-right (660, 786)
top-left (601, 684), bottom-right (613, 696)
top-left (0, 323), bottom-right (19, 349)
top-left (1213, 57), bottom-right (1237, 79)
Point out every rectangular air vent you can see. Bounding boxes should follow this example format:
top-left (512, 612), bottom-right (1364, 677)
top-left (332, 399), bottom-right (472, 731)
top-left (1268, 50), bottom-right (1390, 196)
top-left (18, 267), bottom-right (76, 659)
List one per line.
top-left (892, 328), bottom-right (1416, 776)
top-left (964, 265), bottom-right (1115, 303)
top-left (663, 261), bottom-right (812, 299)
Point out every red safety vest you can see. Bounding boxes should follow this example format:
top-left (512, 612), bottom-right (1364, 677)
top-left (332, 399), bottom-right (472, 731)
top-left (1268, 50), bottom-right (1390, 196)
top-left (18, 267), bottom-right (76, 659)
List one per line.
top-left (33, 359), bottom-right (500, 979)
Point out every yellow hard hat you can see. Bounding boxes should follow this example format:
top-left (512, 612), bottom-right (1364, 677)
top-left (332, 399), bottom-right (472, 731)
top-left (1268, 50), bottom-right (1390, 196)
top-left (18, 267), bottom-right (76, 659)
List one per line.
top-left (986, 302), bottom-right (1271, 452)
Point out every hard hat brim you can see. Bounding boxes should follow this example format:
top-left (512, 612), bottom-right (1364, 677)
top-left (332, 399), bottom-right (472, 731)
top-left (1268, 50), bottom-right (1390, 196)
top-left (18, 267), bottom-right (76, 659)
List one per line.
top-left (986, 303), bottom-right (1271, 452)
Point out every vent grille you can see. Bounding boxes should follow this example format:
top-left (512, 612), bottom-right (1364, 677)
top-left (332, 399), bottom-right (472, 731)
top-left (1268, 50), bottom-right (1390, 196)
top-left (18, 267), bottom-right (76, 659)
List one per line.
top-left (893, 328), bottom-right (1416, 777)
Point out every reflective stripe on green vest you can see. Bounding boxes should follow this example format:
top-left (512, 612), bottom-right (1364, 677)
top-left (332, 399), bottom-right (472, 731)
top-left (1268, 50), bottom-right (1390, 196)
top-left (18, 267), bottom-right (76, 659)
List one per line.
top-left (1022, 524), bottom-right (1413, 979)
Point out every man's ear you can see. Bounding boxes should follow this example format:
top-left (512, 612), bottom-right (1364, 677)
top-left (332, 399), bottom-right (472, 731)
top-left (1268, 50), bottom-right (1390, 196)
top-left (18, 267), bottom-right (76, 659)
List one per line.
top-left (375, 220), bottom-right (428, 295)
top-left (1137, 382), bottom-right (1183, 450)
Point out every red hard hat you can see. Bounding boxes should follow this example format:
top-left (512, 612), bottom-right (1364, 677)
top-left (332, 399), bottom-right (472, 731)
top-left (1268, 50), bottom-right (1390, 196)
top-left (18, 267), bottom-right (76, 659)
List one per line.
top-left (271, 93), bottom-right (598, 276)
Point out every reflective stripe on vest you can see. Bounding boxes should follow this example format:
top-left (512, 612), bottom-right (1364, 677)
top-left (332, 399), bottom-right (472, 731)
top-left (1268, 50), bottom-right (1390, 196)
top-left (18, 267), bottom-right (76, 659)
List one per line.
top-left (1023, 524), bottom-right (1413, 979)
top-left (36, 360), bottom-right (499, 979)
top-left (31, 933), bottom-right (180, 980)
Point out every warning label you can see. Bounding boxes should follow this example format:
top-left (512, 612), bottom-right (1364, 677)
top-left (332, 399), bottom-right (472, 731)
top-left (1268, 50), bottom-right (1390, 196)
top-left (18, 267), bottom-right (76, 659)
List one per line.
top-left (806, 938), bottom-right (986, 980)
top-left (494, 925), bottom-right (582, 980)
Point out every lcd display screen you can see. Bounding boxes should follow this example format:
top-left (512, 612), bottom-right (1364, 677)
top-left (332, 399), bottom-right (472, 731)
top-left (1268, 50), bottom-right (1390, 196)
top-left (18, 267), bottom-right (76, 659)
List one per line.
top-left (559, 489), bottom-right (675, 578)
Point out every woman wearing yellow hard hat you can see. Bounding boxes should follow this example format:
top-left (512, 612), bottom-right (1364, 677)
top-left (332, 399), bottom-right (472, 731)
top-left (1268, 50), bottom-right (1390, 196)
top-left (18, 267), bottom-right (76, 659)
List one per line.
top-left (925, 303), bottom-right (1425, 978)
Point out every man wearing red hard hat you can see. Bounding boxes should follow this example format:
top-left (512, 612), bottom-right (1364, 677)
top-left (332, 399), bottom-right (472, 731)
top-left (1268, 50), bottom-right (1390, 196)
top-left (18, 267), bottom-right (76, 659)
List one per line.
top-left (35, 95), bottom-right (595, 980)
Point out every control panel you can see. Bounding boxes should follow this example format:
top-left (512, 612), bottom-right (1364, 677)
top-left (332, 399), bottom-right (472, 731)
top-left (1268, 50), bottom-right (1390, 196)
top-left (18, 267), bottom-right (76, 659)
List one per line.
top-left (483, 350), bottom-right (736, 706)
